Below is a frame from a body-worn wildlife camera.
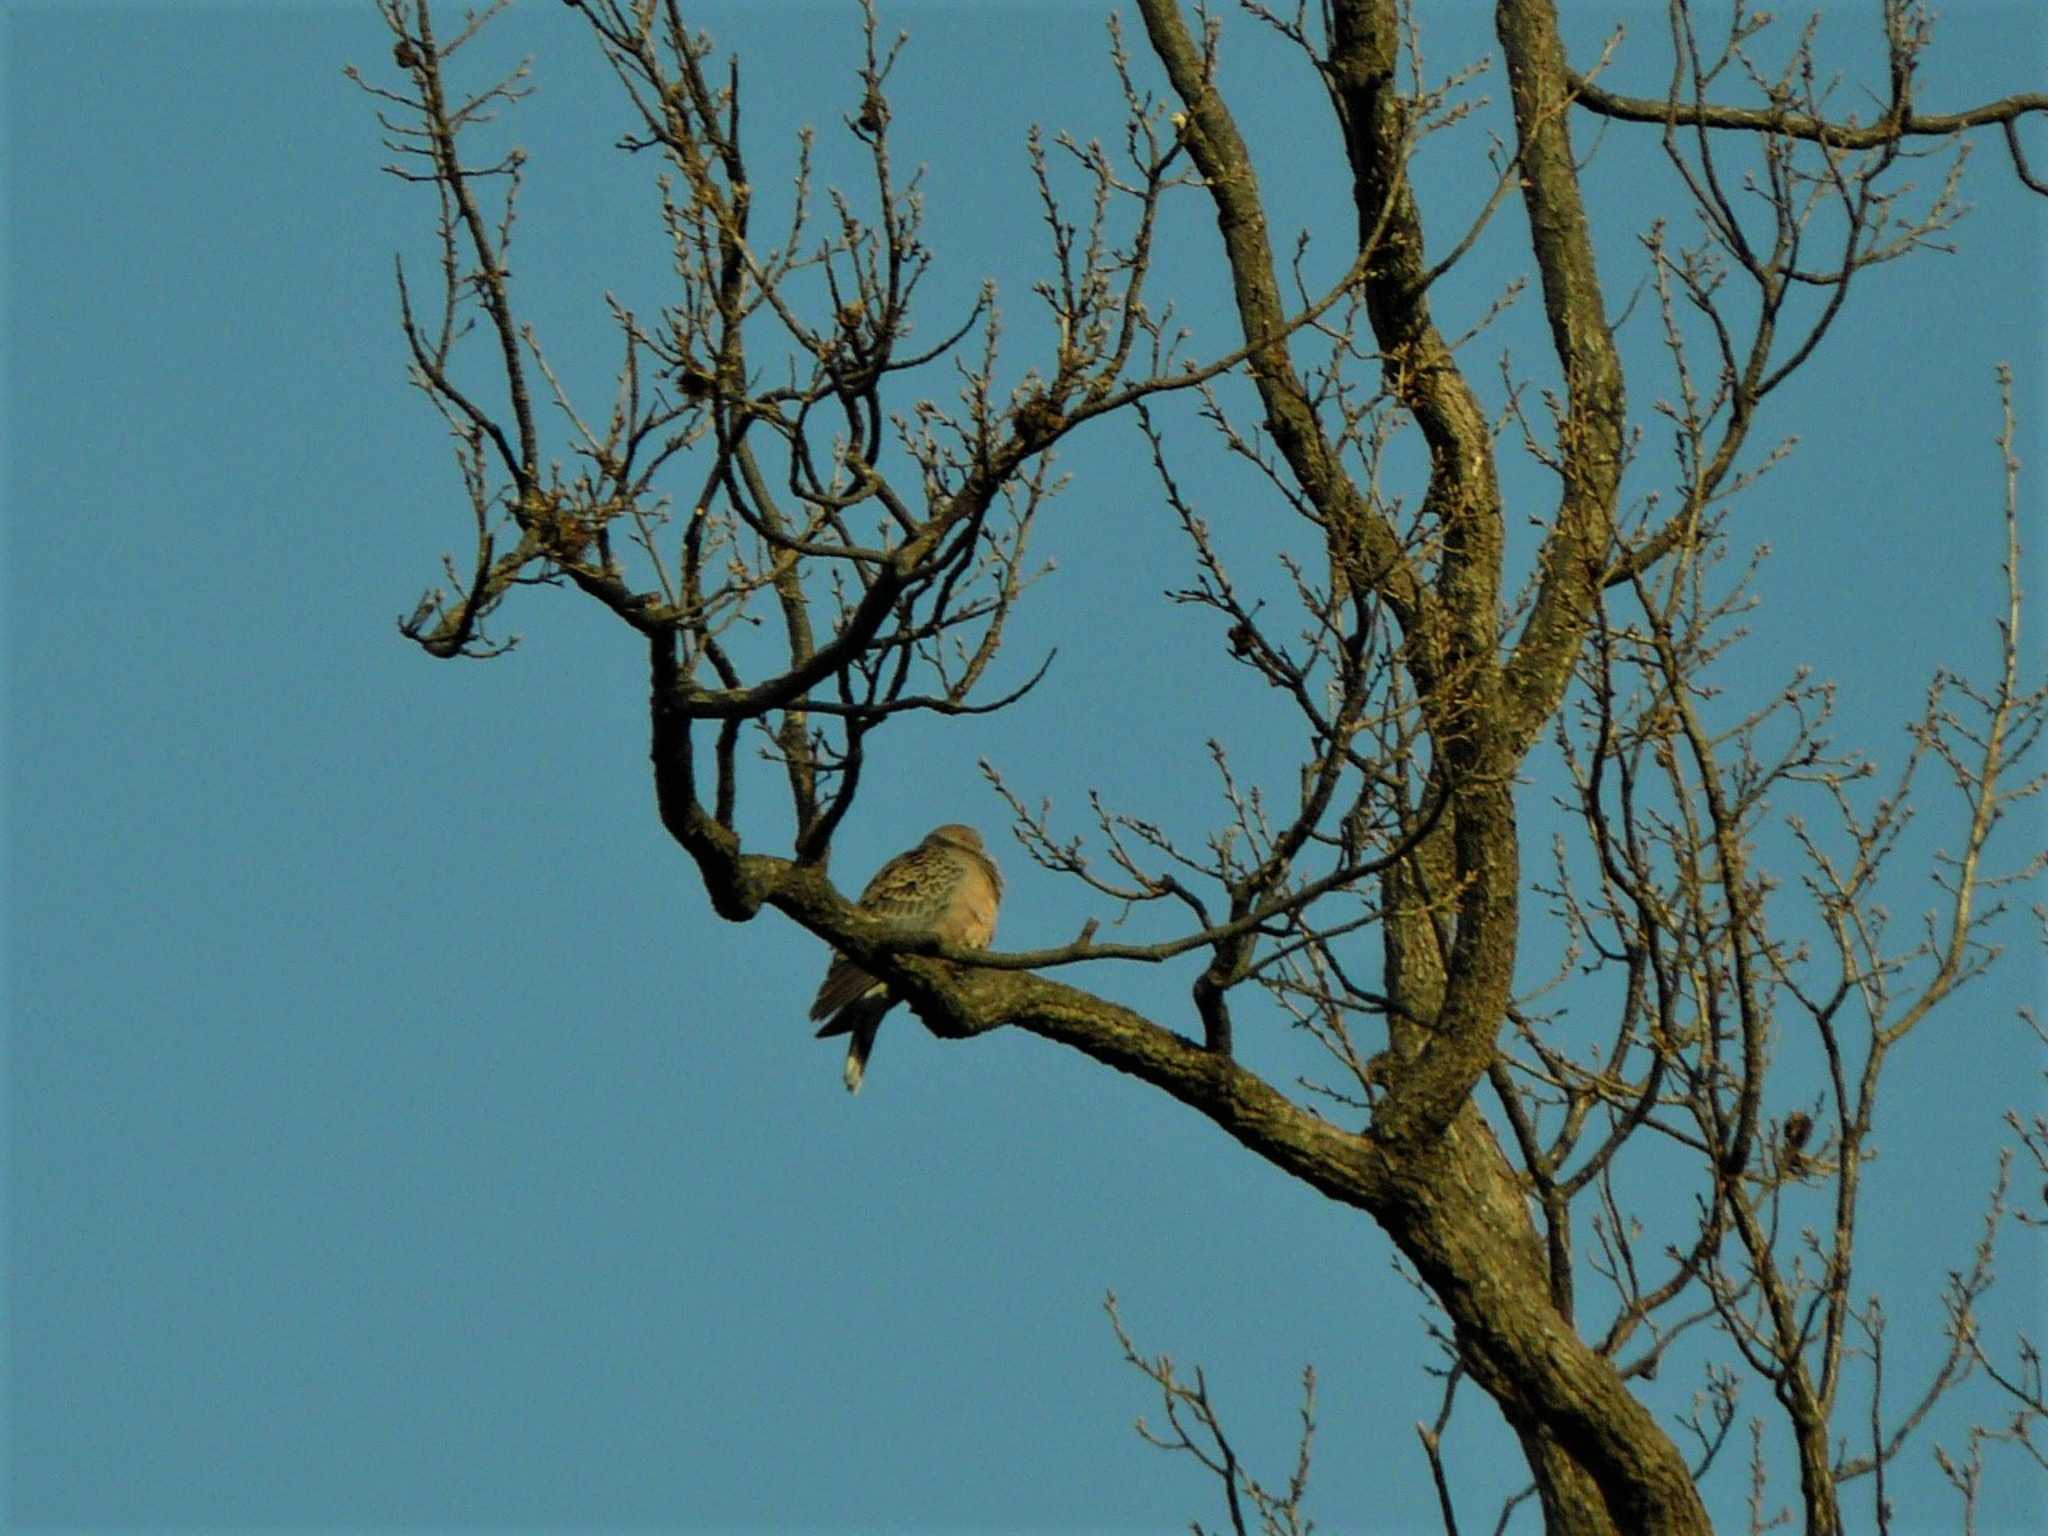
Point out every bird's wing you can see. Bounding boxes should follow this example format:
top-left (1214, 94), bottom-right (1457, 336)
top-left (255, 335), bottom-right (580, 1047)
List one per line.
top-left (809, 956), bottom-right (879, 1026)
top-left (808, 842), bottom-right (959, 1021)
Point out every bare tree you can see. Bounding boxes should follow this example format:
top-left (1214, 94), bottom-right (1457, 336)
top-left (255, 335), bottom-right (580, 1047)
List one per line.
top-left (351, 2), bottom-right (2047, 1532)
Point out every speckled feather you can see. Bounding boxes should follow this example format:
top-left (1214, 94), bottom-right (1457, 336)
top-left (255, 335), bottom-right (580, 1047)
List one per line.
top-left (809, 824), bottom-right (1002, 1092)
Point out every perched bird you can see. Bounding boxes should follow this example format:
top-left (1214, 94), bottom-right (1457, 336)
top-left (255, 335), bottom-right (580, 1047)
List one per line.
top-left (811, 824), bottom-right (1003, 1094)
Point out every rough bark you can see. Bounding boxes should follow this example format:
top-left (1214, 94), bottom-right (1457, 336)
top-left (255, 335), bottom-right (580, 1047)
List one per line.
top-left (1129, 2), bottom-right (1705, 1527)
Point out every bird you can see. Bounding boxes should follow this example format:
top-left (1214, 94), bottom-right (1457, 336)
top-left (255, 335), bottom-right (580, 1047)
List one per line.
top-left (810, 824), bottom-right (1003, 1094)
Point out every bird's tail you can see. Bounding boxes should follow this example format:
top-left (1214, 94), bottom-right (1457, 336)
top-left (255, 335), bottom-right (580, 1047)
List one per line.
top-left (816, 994), bottom-right (890, 1094)
top-left (843, 1013), bottom-right (881, 1094)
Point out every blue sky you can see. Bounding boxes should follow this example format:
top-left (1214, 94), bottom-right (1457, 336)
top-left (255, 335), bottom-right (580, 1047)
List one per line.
top-left (5, 2), bottom-right (2045, 1532)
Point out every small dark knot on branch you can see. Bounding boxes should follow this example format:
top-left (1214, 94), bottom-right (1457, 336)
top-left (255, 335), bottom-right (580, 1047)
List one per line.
top-left (1012, 394), bottom-right (1067, 447)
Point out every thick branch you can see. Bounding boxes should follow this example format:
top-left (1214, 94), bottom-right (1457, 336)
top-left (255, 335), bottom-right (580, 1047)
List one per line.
top-left (1133, 0), bottom-right (1426, 636)
top-left (1496, 0), bottom-right (1628, 749)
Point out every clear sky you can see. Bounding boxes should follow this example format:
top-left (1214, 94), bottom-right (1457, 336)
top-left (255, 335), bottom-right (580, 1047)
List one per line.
top-left (5, 2), bottom-right (2044, 1533)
